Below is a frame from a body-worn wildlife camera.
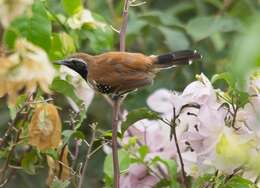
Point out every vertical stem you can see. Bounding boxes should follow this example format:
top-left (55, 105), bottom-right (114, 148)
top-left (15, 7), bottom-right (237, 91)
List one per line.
top-left (173, 128), bottom-right (189, 188)
top-left (172, 108), bottom-right (189, 188)
top-left (111, 1), bottom-right (130, 187)
top-left (119, 0), bottom-right (130, 52)
top-left (112, 98), bottom-right (121, 188)
top-left (78, 124), bottom-right (96, 188)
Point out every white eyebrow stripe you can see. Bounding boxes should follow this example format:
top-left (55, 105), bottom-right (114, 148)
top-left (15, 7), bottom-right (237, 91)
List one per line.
top-left (68, 58), bottom-right (86, 64)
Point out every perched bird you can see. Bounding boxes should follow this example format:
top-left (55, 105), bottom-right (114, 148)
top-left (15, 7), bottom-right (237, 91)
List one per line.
top-left (55, 50), bottom-right (202, 97)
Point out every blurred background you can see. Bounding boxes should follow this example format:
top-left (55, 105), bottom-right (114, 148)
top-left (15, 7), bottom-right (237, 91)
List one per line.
top-left (1, 0), bottom-right (260, 187)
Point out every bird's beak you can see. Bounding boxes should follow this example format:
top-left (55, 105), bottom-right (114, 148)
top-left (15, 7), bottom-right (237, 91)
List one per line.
top-left (54, 60), bottom-right (69, 66)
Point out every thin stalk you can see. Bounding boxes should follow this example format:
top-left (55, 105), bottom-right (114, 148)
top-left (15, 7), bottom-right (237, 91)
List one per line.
top-left (78, 124), bottom-right (96, 188)
top-left (111, 98), bottom-right (121, 188)
top-left (111, 1), bottom-right (130, 187)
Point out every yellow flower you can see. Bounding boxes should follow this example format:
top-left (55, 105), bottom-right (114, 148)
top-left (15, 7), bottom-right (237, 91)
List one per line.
top-left (0, 0), bottom-right (33, 27)
top-left (0, 39), bottom-right (55, 104)
top-left (29, 103), bottom-right (61, 150)
top-left (47, 146), bottom-right (71, 185)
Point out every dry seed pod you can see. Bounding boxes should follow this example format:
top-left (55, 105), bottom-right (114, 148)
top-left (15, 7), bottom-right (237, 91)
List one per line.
top-left (46, 146), bottom-right (71, 186)
top-left (29, 103), bottom-right (61, 150)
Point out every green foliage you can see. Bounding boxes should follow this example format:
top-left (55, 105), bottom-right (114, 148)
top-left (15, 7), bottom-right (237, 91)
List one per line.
top-left (50, 77), bottom-right (81, 105)
top-left (231, 14), bottom-right (260, 89)
top-left (21, 150), bottom-right (39, 175)
top-left (159, 27), bottom-right (189, 51)
top-left (152, 157), bottom-right (180, 188)
top-left (51, 177), bottom-right (70, 188)
top-left (4, 1), bottom-right (52, 51)
top-left (186, 16), bottom-right (243, 41)
top-left (221, 176), bottom-right (257, 188)
top-left (211, 72), bottom-right (236, 89)
top-left (62, 0), bottom-right (83, 16)
top-left (49, 32), bottom-right (76, 60)
top-left (138, 145), bottom-right (149, 161)
top-left (104, 149), bottom-right (131, 187)
top-left (192, 174), bottom-right (257, 188)
top-left (62, 130), bottom-right (85, 145)
top-left (121, 107), bottom-right (161, 135)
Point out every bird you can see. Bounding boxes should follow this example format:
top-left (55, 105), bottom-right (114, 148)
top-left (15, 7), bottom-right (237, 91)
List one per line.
top-left (55, 50), bottom-right (202, 98)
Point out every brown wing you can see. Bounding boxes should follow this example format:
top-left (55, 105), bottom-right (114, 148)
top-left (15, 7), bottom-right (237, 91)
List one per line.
top-left (87, 52), bottom-right (155, 94)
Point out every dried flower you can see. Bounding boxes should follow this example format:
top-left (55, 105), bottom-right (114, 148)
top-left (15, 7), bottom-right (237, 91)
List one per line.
top-left (47, 146), bottom-right (70, 185)
top-left (29, 103), bottom-right (61, 150)
top-left (0, 39), bottom-right (55, 104)
top-left (0, 0), bottom-right (33, 27)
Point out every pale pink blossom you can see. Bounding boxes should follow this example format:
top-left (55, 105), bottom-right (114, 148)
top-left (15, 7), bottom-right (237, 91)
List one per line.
top-left (120, 164), bottom-right (159, 188)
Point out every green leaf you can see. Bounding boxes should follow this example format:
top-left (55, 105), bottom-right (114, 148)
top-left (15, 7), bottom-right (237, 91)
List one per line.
top-left (43, 149), bottom-right (59, 160)
top-left (62, 130), bottom-right (85, 144)
top-left (230, 15), bottom-right (260, 89)
top-left (220, 176), bottom-right (257, 188)
top-left (49, 32), bottom-right (76, 61)
top-left (4, 16), bottom-right (28, 49)
top-left (21, 151), bottom-right (38, 175)
top-left (51, 177), bottom-right (70, 188)
top-left (151, 156), bottom-right (180, 188)
top-left (3, 1), bottom-right (51, 51)
top-left (192, 174), bottom-right (214, 188)
top-left (186, 16), bottom-right (243, 41)
top-left (50, 77), bottom-right (82, 105)
top-left (28, 1), bottom-right (52, 51)
top-left (140, 11), bottom-right (183, 27)
top-left (138, 145), bottom-right (149, 160)
top-left (211, 72), bottom-right (236, 88)
top-left (237, 91), bottom-right (249, 108)
top-left (104, 149), bottom-right (131, 181)
top-left (159, 27), bottom-right (190, 51)
top-left (62, 0), bottom-right (83, 15)
top-left (121, 107), bottom-right (161, 135)
top-left (81, 26), bottom-right (114, 53)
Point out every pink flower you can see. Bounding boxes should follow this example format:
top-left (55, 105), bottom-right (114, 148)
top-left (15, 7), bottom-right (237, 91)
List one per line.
top-left (182, 73), bottom-right (216, 105)
top-left (125, 119), bottom-right (177, 159)
top-left (120, 164), bottom-right (159, 188)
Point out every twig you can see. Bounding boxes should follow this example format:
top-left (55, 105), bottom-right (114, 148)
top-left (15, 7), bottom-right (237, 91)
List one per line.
top-left (230, 95), bottom-right (239, 130)
top-left (119, 0), bottom-right (130, 52)
top-left (110, 1), bottom-right (130, 187)
top-left (78, 124), bottom-right (97, 188)
top-left (111, 97), bottom-right (121, 188)
top-left (45, 7), bottom-right (70, 34)
top-left (88, 141), bottom-right (109, 157)
top-left (171, 108), bottom-right (189, 188)
top-left (0, 94), bottom-right (33, 185)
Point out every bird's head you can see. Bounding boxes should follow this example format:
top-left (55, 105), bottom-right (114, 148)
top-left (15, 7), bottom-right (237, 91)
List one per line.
top-left (55, 53), bottom-right (89, 80)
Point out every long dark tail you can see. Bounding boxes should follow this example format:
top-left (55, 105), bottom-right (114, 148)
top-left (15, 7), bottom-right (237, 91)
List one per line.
top-left (152, 50), bottom-right (202, 69)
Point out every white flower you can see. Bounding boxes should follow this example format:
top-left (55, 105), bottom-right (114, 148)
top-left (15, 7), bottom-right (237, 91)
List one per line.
top-left (67, 9), bottom-right (106, 30)
top-left (59, 66), bottom-right (95, 112)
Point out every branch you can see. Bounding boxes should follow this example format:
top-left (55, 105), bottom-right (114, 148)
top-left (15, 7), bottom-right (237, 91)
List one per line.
top-left (111, 98), bottom-right (121, 188)
top-left (119, 0), bottom-right (130, 51)
top-left (110, 1), bottom-right (130, 187)
top-left (78, 124), bottom-right (97, 188)
top-left (171, 108), bottom-right (189, 188)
